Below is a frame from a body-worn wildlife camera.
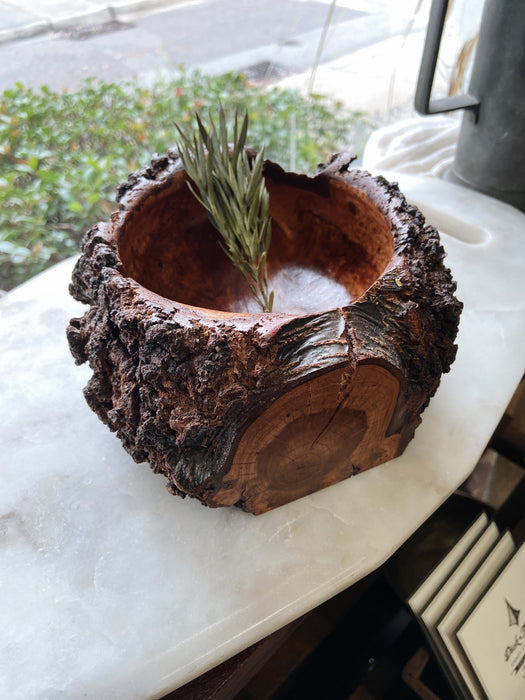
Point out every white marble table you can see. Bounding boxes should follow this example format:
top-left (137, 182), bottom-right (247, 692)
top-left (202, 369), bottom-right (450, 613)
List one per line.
top-left (1, 165), bottom-right (524, 699)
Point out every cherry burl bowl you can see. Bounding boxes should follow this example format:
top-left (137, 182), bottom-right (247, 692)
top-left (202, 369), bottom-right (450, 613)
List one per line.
top-left (67, 151), bottom-right (462, 514)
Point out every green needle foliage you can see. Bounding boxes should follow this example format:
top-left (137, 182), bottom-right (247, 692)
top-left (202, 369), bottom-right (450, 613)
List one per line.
top-left (176, 108), bottom-right (274, 312)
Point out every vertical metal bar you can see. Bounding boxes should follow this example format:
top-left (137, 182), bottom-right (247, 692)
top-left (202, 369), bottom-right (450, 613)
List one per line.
top-left (415, 0), bottom-right (479, 116)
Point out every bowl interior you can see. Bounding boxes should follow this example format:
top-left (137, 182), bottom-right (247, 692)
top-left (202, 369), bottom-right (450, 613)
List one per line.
top-left (117, 165), bottom-right (394, 314)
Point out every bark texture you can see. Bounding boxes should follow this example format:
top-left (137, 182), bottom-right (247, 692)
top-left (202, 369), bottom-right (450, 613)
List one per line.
top-left (67, 151), bottom-right (462, 514)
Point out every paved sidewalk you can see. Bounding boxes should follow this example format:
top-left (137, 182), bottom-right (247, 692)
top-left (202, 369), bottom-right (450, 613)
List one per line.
top-left (0, 0), bottom-right (477, 122)
top-left (0, 0), bottom-right (183, 43)
top-left (0, 0), bottom-right (435, 121)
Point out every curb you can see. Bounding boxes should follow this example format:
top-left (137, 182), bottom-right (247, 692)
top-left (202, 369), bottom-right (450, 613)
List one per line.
top-left (0, 0), bottom-right (185, 45)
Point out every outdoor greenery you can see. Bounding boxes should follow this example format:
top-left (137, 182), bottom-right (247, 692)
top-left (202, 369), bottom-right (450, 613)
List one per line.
top-left (0, 69), bottom-right (372, 291)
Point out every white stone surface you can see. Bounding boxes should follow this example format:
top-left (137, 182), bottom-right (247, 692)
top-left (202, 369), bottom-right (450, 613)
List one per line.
top-left (1, 172), bottom-right (524, 698)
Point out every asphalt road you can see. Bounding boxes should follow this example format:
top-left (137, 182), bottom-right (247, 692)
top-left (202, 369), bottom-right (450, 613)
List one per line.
top-left (0, 0), bottom-right (417, 92)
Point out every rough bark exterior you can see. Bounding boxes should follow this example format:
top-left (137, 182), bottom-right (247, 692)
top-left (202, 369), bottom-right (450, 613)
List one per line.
top-left (67, 151), bottom-right (462, 514)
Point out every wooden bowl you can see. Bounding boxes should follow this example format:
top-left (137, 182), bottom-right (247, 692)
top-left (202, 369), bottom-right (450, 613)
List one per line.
top-left (68, 151), bottom-right (462, 514)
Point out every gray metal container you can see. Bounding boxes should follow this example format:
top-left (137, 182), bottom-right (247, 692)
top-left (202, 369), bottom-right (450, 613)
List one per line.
top-left (415, 0), bottom-right (525, 212)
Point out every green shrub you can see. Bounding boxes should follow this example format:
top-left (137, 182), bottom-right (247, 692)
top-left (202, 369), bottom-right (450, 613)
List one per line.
top-left (0, 70), bottom-right (372, 290)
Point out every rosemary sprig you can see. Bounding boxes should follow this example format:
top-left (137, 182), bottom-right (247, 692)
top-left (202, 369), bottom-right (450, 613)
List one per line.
top-left (175, 107), bottom-right (274, 313)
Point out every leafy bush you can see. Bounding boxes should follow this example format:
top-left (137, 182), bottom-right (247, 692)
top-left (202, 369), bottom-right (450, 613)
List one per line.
top-left (0, 70), bottom-right (372, 290)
